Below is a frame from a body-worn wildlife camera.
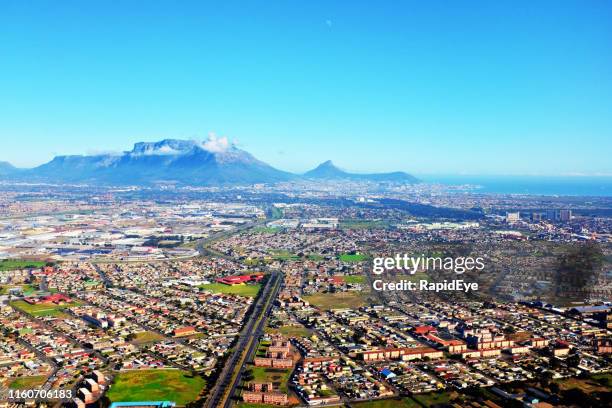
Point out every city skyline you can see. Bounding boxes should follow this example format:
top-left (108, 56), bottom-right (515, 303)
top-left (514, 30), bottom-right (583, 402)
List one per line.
top-left (1, 1), bottom-right (611, 175)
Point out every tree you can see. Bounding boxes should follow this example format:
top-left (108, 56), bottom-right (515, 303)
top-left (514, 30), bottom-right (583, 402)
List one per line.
top-left (555, 242), bottom-right (604, 297)
top-left (541, 370), bottom-right (554, 387)
top-left (566, 353), bottom-right (581, 368)
top-left (549, 382), bottom-right (560, 394)
top-left (561, 388), bottom-right (598, 407)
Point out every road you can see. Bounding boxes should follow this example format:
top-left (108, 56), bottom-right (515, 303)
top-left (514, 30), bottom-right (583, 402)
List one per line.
top-left (196, 218), bottom-right (265, 259)
top-left (204, 270), bottom-right (282, 408)
top-left (10, 305), bottom-right (109, 401)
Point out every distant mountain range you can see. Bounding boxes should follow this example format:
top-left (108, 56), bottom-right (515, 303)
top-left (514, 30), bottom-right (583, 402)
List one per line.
top-left (0, 161), bottom-right (19, 176)
top-left (304, 160), bottom-right (418, 183)
top-left (0, 139), bottom-right (419, 186)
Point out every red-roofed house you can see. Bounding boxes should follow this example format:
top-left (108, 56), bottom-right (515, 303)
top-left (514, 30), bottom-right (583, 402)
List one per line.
top-left (216, 273), bottom-right (264, 285)
top-left (414, 325), bottom-right (436, 335)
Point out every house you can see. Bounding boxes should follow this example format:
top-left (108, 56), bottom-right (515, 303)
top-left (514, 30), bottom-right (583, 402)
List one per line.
top-left (380, 368), bottom-right (396, 379)
top-left (216, 273), bottom-right (264, 286)
top-left (173, 326), bottom-right (197, 337)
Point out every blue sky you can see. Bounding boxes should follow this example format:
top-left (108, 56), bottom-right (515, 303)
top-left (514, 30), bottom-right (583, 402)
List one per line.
top-left (1, 1), bottom-right (611, 175)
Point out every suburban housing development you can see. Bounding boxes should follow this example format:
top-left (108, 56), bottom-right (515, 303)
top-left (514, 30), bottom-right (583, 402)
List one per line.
top-left (0, 178), bottom-right (610, 408)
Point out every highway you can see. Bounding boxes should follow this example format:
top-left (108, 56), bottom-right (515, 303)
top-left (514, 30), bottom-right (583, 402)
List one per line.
top-left (204, 270), bottom-right (282, 408)
top-left (195, 217), bottom-right (267, 258)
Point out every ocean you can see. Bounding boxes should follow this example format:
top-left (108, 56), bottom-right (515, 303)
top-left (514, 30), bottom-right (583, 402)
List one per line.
top-left (419, 175), bottom-right (612, 197)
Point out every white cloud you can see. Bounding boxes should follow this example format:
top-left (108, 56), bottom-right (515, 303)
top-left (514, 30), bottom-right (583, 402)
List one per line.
top-left (87, 149), bottom-right (123, 156)
top-left (154, 145), bottom-right (181, 155)
top-left (201, 132), bottom-right (230, 153)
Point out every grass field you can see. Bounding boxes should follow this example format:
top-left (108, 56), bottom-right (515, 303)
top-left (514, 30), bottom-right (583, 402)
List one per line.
top-left (0, 260), bottom-right (47, 271)
top-left (412, 391), bottom-right (453, 406)
top-left (244, 258), bottom-right (267, 266)
top-left (252, 226), bottom-right (281, 234)
top-left (270, 249), bottom-right (300, 261)
top-left (353, 398), bottom-right (420, 407)
top-left (266, 324), bottom-right (312, 338)
top-left (555, 372), bottom-right (612, 393)
top-left (270, 207), bottom-right (284, 219)
top-left (353, 392), bottom-right (454, 408)
top-left (339, 253), bottom-right (368, 262)
top-left (307, 254), bottom-right (325, 261)
top-left (304, 291), bottom-right (369, 310)
top-left (106, 369), bottom-right (206, 406)
top-left (10, 299), bottom-right (80, 317)
top-left (130, 331), bottom-right (164, 344)
top-left (9, 376), bottom-right (48, 389)
top-left (199, 283), bottom-right (261, 298)
top-left (248, 366), bottom-right (292, 393)
top-left (1, 284), bottom-right (39, 296)
top-left (591, 372), bottom-right (612, 385)
top-left (255, 340), bottom-right (271, 358)
top-left (341, 275), bottom-right (366, 284)
top-left (339, 219), bottom-right (390, 229)
top-left (21, 284), bottom-right (39, 295)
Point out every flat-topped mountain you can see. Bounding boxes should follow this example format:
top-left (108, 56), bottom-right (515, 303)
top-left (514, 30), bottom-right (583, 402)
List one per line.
top-left (8, 139), bottom-right (294, 185)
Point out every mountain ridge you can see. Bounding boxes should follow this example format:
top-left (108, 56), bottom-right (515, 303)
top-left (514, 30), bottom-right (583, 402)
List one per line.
top-left (0, 139), bottom-right (418, 186)
top-left (304, 159), bottom-right (419, 183)
top-left (0, 161), bottom-right (18, 176)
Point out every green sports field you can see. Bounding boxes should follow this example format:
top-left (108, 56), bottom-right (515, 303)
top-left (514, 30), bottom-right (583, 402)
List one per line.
top-left (0, 259), bottom-right (46, 271)
top-left (0, 284), bottom-right (39, 296)
top-left (341, 275), bottom-right (366, 284)
top-left (269, 249), bottom-right (300, 261)
top-left (339, 219), bottom-right (390, 229)
top-left (106, 369), bottom-right (206, 406)
top-left (199, 282), bottom-right (261, 297)
top-left (10, 299), bottom-right (80, 317)
top-left (252, 226), bottom-right (281, 233)
top-left (339, 253), bottom-right (368, 262)
top-left (307, 254), bottom-right (325, 261)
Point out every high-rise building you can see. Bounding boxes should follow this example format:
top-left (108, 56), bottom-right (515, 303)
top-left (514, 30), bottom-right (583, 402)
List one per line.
top-left (559, 209), bottom-right (572, 222)
top-left (546, 209), bottom-right (558, 221)
top-left (506, 212), bottom-right (520, 223)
